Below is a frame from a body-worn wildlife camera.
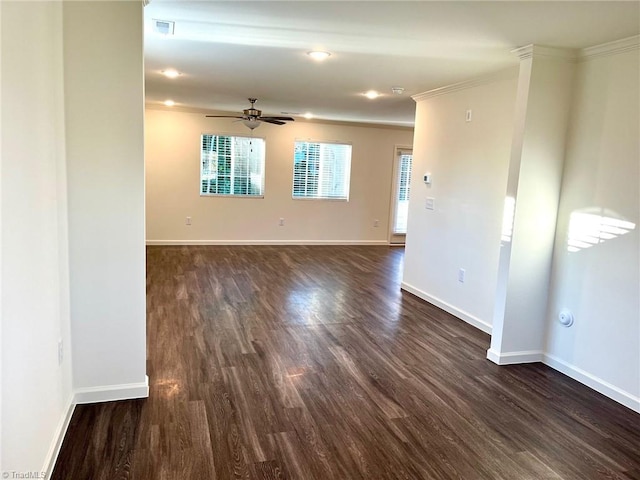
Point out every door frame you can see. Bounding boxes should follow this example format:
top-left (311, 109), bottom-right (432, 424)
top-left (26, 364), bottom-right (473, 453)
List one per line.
top-left (388, 145), bottom-right (413, 245)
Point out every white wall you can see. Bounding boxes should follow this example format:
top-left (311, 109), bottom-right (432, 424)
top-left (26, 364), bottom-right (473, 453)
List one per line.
top-left (404, 39), bottom-right (639, 412)
top-left (1, 3), bottom-right (3, 469)
top-left (545, 46), bottom-right (639, 409)
top-left (402, 70), bottom-right (518, 333)
top-left (63, 2), bottom-right (147, 397)
top-left (145, 108), bottom-right (413, 244)
top-left (1, 1), bottom-right (73, 473)
top-left (1, 0), bottom-right (148, 473)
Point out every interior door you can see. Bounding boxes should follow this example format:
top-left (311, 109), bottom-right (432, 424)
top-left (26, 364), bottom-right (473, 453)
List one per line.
top-left (389, 147), bottom-right (413, 245)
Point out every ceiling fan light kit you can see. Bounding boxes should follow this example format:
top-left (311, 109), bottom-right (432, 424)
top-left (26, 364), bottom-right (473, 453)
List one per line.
top-left (242, 119), bottom-right (262, 130)
top-left (206, 98), bottom-right (295, 131)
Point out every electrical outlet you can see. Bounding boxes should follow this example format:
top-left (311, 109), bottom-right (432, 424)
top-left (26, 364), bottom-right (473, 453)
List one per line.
top-left (58, 339), bottom-right (64, 365)
top-left (374, 219), bottom-right (379, 227)
top-left (458, 268), bottom-right (466, 283)
top-left (279, 218), bottom-right (285, 226)
top-left (186, 216), bottom-right (192, 226)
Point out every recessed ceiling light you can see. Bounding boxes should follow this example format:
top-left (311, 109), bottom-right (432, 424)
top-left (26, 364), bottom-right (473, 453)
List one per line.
top-left (303, 112), bottom-right (314, 119)
top-left (164, 100), bottom-right (175, 107)
top-left (364, 90), bottom-right (380, 99)
top-left (162, 69), bottom-right (181, 78)
top-left (307, 51), bottom-right (331, 61)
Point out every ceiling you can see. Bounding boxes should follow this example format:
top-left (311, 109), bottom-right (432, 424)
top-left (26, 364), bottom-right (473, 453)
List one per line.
top-left (144, 1), bottom-right (640, 127)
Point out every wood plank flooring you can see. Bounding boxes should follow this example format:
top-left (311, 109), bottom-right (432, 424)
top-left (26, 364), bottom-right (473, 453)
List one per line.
top-left (51, 245), bottom-right (640, 479)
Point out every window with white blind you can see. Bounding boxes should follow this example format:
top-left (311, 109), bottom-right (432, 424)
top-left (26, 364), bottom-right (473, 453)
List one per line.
top-left (393, 151), bottom-right (413, 234)
top-left (200, 134), bottom-right (265, 196)
top-left (292, 141), bottom-right (352, 200)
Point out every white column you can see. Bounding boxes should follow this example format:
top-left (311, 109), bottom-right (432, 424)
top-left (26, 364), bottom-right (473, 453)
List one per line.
top-left (488, 46), bottom-right (576, 364)
top-left (64, 2), bottom-right (148, 400)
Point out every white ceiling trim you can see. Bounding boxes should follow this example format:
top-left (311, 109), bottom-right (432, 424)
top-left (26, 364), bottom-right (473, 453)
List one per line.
top-left (145, 104), bottom-right (413, 131)
top-left (579, 34), bottom-right (640, 61)
top-left (412, 67), bottom-right (518, 102)
top-left (511, 44), bottom-right (578, 62)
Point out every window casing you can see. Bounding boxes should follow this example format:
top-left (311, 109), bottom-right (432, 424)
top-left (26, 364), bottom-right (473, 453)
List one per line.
top-left (200, 134), bottom-right (265, 197)
top-left (292, 141), bottom-right (352, 200)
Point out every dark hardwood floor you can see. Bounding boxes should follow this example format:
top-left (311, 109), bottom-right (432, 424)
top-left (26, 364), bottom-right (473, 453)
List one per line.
top-left (52, 245), bottom-right (640, 479)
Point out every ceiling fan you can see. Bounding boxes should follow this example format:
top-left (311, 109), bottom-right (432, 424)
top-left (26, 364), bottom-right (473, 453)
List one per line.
top-left (206, 98), bottom-right (295, 130)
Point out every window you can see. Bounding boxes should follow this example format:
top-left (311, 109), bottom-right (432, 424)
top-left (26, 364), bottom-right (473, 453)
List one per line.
top-left (393, 151), bottom-right (413, 234)
top-left (200, 134), bottom-right (265, 196)
top-left (292, 141), bottom-right (352, 200)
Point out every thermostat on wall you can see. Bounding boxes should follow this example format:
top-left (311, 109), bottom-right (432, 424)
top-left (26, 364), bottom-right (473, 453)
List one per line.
top-left (423, 173), bottom-right (432, 185)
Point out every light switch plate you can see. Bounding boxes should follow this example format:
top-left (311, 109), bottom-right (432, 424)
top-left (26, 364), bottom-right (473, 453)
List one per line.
top-left (426, 197), bottom-right (435, 210)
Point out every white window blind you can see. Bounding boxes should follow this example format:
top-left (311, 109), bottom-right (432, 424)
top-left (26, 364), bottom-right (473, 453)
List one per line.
top-left (393, 151), bottom-right (413, 234)
top-left (292, 141), bottom-right (352, 200)
top-left (200, 134), bottom-right (265, 196)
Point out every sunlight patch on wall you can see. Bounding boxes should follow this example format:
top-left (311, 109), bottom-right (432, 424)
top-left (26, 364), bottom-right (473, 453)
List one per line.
top-left (567, 209), bottom-right (636, 253)
top-left (500, 196), bottom-right (516, 243)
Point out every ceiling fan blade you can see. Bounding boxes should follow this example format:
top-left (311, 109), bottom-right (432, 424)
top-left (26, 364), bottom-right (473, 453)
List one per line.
top-left (260, 116), bottom-right (295, 121)
top-left (260, 118), bottom-right (286, 125)
top-left (205, 115), bottom-right (245, 119)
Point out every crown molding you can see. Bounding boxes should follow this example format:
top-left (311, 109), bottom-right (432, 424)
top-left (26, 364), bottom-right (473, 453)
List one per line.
top-left (511, 44), bottom-right (577, 62)
top-left (412, 36), bottom-right (638, 104)
top-left (579, 35), bottom-right (639, 61)
top-left (412, 67), bottom-right (518, 102)
top-left (145, 104), bottom-right (414, 130)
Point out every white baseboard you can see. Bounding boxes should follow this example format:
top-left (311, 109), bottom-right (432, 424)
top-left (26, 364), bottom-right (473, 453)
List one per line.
top-left (146, 239), bottom-right (389, 246)
top-left (542, 353), bottom-right (640, 414)
top-left (486, 348), bottom-right (544, 365)
top-left (42, 395), bottom-right (75, 477)
top-left (42, 376), bottom-right (150, 475)
top-left (400, 282), bottom-right (492, 334)
top-left (74, 375), bottom-right (149, 404)
top-left (485, 349), bottom-right (640, 413)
